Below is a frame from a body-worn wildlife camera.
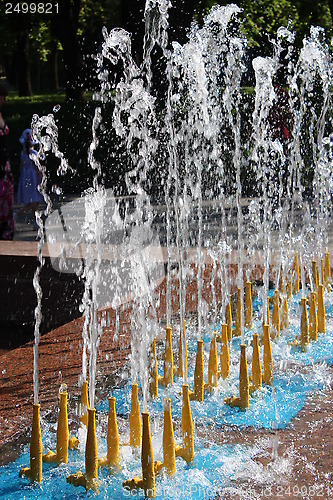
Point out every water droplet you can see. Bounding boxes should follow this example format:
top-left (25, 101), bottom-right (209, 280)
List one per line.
top-left (53, 104), bottom-right (61, 113)
top-left (51, 184), bottom-right (63, 195)
top-left (59, 383), bottom-right (67, 394)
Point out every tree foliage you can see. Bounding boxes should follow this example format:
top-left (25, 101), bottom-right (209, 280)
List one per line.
top-left (194, 0), bottom-right (333, 49)
top-left (1, 0), bottom-right (333, 98)
top-left (241, 0), bottom-right (299, 48)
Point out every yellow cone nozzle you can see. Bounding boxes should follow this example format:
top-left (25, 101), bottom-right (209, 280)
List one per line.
top-left (149, 339), bottom-right (158, 399)
top-left (123, 412), bottom-right (156, 498)
top-left (219, 323), bottom-right (230, 380)
top-left (190, 340), bottom-right (204, 402)
top-left (280, 289), bottom-right (289, 331)
top-left (80, 380), bottom-right (89, 430)
top-left (175, 384), bottom-right (194, 464)
top-left (262, 324), bottom-right (273, 385)
top-left (286, 270), bottom-right (292, 299)
top-left (85, 408), bottom-right (98, 484)
top-left (19, 403), bottom-right (43, 483)
top-left (312, 260), bottom-right (318, 291)
top-left (174, 320), bottom-right (188, 380)
top-left (234, 288), bottom-right (242, 337)
top-left (130, 383), bottom-right (141, 448)
top-left (99, 396), bottom-right (120, 470)
top-left (250, 334), bottom-right (262, 393)
top-left (271, 289), bottom-right (280, 340)
top-left (317, 284), bottom-right (325, 334)
top-left (262, 297), bottom-right (270, 328)
top-left (67, 408), bottom-right (99, 491)
top-left (155, 398), bottom-right (176, 476)
top-left (309, 291), bottom-right (318, 341)
top-left (291, 297), bottom-right (310, 349)
top-left (225, 295), bottom-right (233, 342)
top-left (300, 296), bottom-right (310, 347)
top-left (68, 380), bottom-right (89, 451)
top-left (239, 344), bottom-right (250, 409)
top-left (292, 252), bottom-right (300, 295)
top-left (159, 327), bottom-right (174, 387)
top-left (244, 281), bottom-right (253, 329)
top-left (278, 265), bottom-right (284, 293)
top-left (43, 391), bottom-right (69, 465)
top-left (205, 332), bottom-right (218, 392)
top-left (141, 412), bottom-right (155, 498)
top-left (57, 391), bottom-right (69, 463)
top-left (225, 344), bottom-right (249, 410)
top-left (324, 252), bottom-right (331, 291)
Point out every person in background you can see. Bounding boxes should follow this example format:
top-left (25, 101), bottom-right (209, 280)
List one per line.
top-left (16, 128), bottom-right (43, 229)
top-left (268, 82), bottom-right (293, 142)
top-left (267, 80), bottom-right (293, 196)
top-left (0, 85), bottom-right (15, 240)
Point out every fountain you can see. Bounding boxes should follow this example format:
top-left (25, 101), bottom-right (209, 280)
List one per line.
top-left (1, 1), bottom-right (333, 499)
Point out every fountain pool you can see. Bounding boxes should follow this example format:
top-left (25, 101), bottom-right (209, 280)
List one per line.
top-left (1, 287), bottom-right (333, 498)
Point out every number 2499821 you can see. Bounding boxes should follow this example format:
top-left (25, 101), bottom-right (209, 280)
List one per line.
top-left (5, 3), bottom-right (58, 14)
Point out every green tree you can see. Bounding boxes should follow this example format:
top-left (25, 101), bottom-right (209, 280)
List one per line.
top-left (241, 0), bottom-right (299, 49)
top-left (0, 0), bottom-right (64, 94)
top-left (0, 0), bottom-right (108, 98)
top-left (292, 0), bottom-right (332, 43)
top-left (194, 0), bottom-right (333, 49)
top-left (0, 1), bottom-right (36, 95)
top-left (1, 0), bottom-right (333, 99)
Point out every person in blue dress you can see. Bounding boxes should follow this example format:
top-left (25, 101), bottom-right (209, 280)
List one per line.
top-left (17, 128), bottom-right (44, 228)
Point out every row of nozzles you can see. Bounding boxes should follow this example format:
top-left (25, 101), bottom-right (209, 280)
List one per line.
top-left (19, 251), bottom-right (330, 496)
top-left (19, 382), bottom-right (90, 485)
top-left (149, 252), bottom-right (329, 406)
top-left (123, 248), bottom-right (331, 495)
top-left (18, 379), bottom-right (194, 499)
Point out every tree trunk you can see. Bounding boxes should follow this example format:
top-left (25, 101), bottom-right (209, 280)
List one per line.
top-left (60, 37), bottom-right (85, 100)
top-left (16, 32), bottom-right (32, 97)
top-left (7, 53), bottom-right (17, 88)
top-left (49, 46), bottom-right (59, 92)
top-left (51, 0), bottom-right (85, 101)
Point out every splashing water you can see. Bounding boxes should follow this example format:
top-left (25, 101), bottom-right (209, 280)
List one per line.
top-left (30, 113), bottom-right (69, 404)
top-left (17, 4), bottom-right (333, 497)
